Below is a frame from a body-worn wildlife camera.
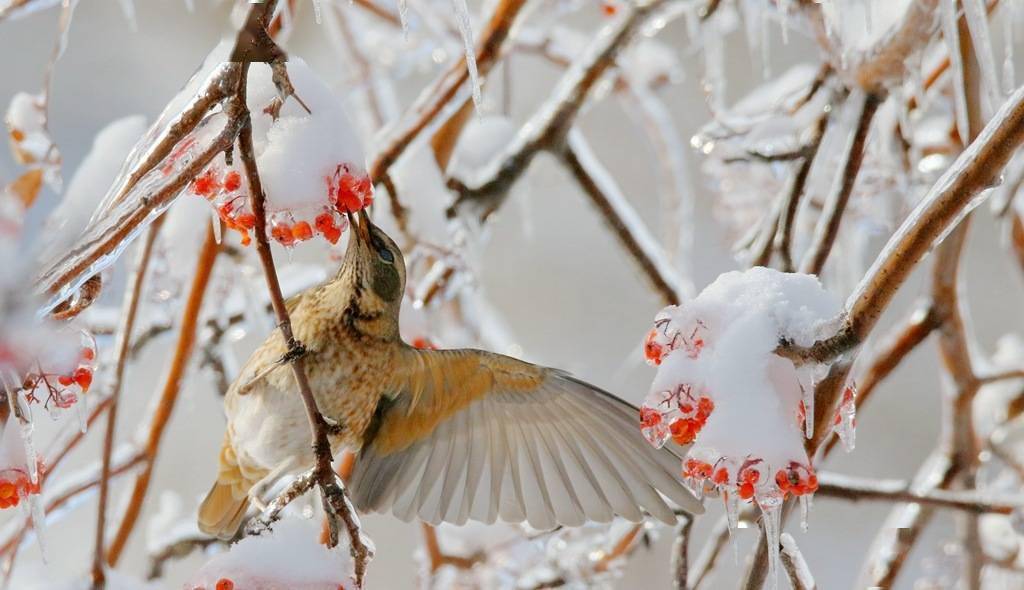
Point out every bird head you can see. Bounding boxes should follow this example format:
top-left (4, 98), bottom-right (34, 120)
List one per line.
top-left (337, 209), bottom-right (407, 332)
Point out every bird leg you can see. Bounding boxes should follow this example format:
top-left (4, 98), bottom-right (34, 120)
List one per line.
top-left (247, 457), bottom-right (303, 514)
top-left (245, 469), bottom-right (315, 537)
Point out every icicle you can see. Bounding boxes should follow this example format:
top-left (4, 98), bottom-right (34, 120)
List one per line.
top-left (26, 493), bottom-right (47, 560)
top-left (799, 493), bottom-right (812, 532)
top-left (398, 0), bottom-right (410, 39)
top-left (802, 380), bottom-right (814, 440)
top-left (962, 0), bottom-right (1004, 109)
top-left (836, 384), bottom-right (857, 451)
top-left (702, 24), bottom-right (726, 112)
top-left (1003, 7), bottom-right (1015, 94)
top-left (452, 0), bottom-right (482, 108)
top-left (75, 397), bottom-right (87, 434)
top-left (940, 0), bottom-right (970, 145)
top-left (312, 0), bottom-right (322, 24)
top-left (117, 0), bottom-right (137, 31)
top-left (210, 206), bottom-right (222, 244)
top-left (757, 489), bottom-right (784, 590)
top-left (723, 490), bottom-right (741, 564)
top-left (760, 3), bottom-right (772, 80)
top-left (16, 409), bottom-right (38, 486)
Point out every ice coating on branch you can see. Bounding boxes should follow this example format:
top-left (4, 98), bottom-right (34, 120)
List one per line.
top-left (45, 116), bottom-right (147, 258)
top-left (640, 268), bottom-right (842, 583)
top-left (188, 517), bottom-right (354, 589)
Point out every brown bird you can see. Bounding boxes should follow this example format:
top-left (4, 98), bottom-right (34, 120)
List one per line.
top-left (198, 210), bottom-right (703, 539)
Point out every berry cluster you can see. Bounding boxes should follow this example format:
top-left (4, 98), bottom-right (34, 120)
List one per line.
top-left (0, 462), bottom-right (43, 510)
top-left (21, 337), bottom-right (95, 411)
top-left (640, 383), bottom-right (714, 447)
top-left (186, 160), bottom-right (370, 249)
top-left (642, 313), bottom-right (705, 366)
top-left (682, 455), bottom-right (819, 507)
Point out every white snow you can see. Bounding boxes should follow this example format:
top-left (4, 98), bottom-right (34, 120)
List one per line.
top-left (45, 116), bottom-right (147, 254)
top-left (188, 516), bottom-right (355, 589)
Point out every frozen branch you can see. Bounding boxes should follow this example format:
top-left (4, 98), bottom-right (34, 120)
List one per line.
top-left (671, 516), bottom-right (693, 590)
top-left (816, 471), bottom-right (1024, 514)
top-left (779, 534), bottom-right (816, 590)
top-left (562, 132), bottom-right (684, 306)
top-left (800, 91), bottom-right (882, 275)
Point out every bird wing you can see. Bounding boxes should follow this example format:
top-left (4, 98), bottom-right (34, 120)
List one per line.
top-left (348, 348), bottom-right (703, 530)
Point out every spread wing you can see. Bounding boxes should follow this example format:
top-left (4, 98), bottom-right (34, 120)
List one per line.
top-left (348, 348), bottom-right (703, 530)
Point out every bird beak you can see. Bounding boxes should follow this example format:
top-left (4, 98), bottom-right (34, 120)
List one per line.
top-left (348, 210), bottom-right (373, 244)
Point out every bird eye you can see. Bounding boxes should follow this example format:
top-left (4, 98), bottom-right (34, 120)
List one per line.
top-left (378, 246), bottom-right (394, 263)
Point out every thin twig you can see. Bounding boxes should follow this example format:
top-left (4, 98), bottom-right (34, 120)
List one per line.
top-left (816, 471), bottom-right (1023, 514)
top-left (90, 221), bottom-right (161, 588)
top-left (800, 91), bottom-right (882, 275)
top-left (561, 133), bottom-right (683, 306)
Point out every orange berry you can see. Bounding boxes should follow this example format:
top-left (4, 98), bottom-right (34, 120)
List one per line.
top-left (73, 367), bottom-right (92, 391)
top-left (738, 482), bottom-right (754, 500)
top-left (81, 347), bottom-right (95, 362)
top-left (215, 579), bottom-right (234, 590)
top-left (639, 406), bottom-right (662, 429)
top-left (292, 221), bottom-right (313, 241)
top-left (235, 213), bottom-right (256, 230)
top-left (57, 375), bottom-right (74, 387)
top-left (271, 223), bottom-right (295, 246)
top-left (191, 170), bottom-right (220, 197)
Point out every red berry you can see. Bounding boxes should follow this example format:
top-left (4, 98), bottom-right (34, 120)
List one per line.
top-left (223, 170), bottom-right (241, 192)
top-left (81, 347), bottom-right (95, 362)
top-left (215, 579), bottom-right (234, 590)
top-left (643, 328), bottom-right (663, 365)
top-left (738, 482), bottom-right (755, 500)
top-left (58, 375), bottom-right (74, 387)
top-left (271, 223), bottom-right (295, 246)
top-left (292, 220), bottom-right (313, 241)
top-left (411, 337), bottom-right (437, 350)
top-left (639, 406), bottom-right (662, 429)
top-left (191, 170), bottom-right (220, 197)
top-left (713, 467), bottom-right (729, 485)
top-left (73, 367), bottom-right (92, 391)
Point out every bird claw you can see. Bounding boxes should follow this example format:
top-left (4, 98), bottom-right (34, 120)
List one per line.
top-left (323, 416), bottom-right (345, 437)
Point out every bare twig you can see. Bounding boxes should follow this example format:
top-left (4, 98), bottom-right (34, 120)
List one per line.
top-left (816, 471), bottom-right (1023, 514)
top-left (90, 222), bottom-right (161, 588)
top-left (800, 91), bottom-right (882, 275)
top-left (561, 133), bottom-right (683, 306)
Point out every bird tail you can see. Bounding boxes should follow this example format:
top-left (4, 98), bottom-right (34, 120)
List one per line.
top-left (198, 435), bottom-right (254, 540)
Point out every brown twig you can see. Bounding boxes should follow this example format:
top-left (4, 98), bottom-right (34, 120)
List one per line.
top-left (90, 221), bottom-right (161, 589)
top-left (234, 33), bottom-right (372, 581)
top-left (105, 224), bottom-right (220, 567)
top-left (800, 91), bottom-right (882, 275)
top-left (561, 133), bottom-right (683, 306)
top-left (816, 471), bottom-right (1023, 514)
top-left (421, 523), bottom-right (483, 573)
top-left (779, 534), bottom-right (815, 590)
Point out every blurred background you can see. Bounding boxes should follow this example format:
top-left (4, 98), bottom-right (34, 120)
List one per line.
top-left (2, 0), bottom-right (1024, 588)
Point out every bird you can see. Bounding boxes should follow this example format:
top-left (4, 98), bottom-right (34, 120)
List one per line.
top-left (198, 210), bottom-right (703, 540)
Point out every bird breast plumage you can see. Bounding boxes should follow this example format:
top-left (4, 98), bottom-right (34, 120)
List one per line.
top-left (224, 326), bottom-right (394, 476)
